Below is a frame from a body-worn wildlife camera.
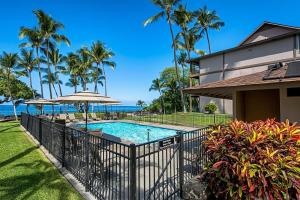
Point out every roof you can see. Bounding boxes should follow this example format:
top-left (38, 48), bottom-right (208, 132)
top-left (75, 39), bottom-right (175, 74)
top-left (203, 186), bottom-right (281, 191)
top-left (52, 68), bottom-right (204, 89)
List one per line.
top-left (238, 21), bottom-right (300, 46)
top-left (190, 22), bottom-right (300, 64)
top-left (184, 62), bottom-right (300, 99)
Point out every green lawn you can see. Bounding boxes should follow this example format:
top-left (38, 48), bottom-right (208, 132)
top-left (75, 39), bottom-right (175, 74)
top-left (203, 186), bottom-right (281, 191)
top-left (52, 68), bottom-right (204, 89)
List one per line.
top-left (0, 121), bottom-right (83, 200)
top-left (124, 112), bottom-right (232, 127)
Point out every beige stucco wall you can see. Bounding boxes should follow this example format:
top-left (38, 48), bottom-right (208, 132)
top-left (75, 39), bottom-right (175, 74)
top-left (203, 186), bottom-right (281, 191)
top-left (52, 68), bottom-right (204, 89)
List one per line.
top-left (280, 86), bottom-right (300, 122)
top-left (244, 27), bottom-right (293, 44)
top-left (232, 84), bottom-right (300, 122)
top-left (196, 35), bottom-right (298, 114)
top-left (225, 37), bottom-right (294, 69)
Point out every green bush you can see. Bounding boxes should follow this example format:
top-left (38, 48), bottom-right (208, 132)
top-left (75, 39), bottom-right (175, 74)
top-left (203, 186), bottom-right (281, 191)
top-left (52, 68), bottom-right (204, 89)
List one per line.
top-left (200, 119), bottom-right (300, 199)
top-left (204, 103), bottom-right (217, 114)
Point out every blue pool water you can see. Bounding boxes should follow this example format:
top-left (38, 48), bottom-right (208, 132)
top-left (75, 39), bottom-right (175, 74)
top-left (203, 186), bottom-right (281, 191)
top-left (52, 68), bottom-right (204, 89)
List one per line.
top-left (80, 122), bottom-right (177, 144)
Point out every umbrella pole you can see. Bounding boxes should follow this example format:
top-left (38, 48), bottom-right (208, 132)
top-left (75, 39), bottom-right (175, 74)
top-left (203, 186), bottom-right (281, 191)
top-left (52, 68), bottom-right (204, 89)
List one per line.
top-left (85, 102), bottom-right (88, 132)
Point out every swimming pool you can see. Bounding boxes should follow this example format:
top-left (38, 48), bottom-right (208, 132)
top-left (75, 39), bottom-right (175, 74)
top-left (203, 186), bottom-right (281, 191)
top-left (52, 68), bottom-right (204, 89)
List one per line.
top-left (78, 122), bottom-right (177, 144)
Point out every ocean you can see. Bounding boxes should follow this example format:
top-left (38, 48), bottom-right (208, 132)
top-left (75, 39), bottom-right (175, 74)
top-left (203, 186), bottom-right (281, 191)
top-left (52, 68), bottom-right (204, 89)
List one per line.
top-left (0, 104), bottom-right (142, 116)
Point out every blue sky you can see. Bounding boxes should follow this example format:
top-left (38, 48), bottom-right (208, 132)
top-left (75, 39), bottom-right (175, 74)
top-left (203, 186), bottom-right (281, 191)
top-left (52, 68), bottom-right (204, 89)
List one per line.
top-left (1, 0), bottom-right (300, 105)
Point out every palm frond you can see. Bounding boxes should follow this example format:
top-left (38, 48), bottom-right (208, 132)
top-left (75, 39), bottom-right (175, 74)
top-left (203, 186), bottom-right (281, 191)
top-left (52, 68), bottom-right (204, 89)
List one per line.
top-left (144, 11), bottom-right (164, 27)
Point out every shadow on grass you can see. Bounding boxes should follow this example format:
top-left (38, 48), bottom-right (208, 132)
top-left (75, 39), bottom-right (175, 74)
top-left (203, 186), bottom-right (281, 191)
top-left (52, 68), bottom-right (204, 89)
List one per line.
top-left (0, 124), bottom-right (20, 133)
top-left (0, 160), bottom-right (79, 200)
top-left (0, 147), bottom-right (37, 169)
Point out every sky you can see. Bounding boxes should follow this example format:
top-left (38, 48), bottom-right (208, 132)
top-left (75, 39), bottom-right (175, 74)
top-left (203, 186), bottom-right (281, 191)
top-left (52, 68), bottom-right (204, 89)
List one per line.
top-left (1, 0), bottom-right (300, 105)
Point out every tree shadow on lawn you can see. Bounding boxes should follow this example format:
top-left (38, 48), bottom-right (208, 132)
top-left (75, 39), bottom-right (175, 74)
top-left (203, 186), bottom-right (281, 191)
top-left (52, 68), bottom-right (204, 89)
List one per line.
top-left (0, 160), bottom-right (79, 200)
top-left (0, 124), bottom-right (20, 133)
top-left (0, 147), bottom-right (37, 169)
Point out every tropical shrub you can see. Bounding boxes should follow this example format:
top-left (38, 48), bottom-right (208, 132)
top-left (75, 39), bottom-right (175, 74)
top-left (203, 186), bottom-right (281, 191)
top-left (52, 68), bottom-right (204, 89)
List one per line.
top-left (200, 119), bottom-right (300, 200)
top-left (204, 102), bottom-right (217, 114)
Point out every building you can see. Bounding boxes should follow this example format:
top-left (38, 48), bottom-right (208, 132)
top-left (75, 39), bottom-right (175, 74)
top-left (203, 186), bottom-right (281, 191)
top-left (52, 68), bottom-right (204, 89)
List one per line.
top-left (184, 61), bottom-right (300, 122)
top-left (189, 21), bottom-right (300, 114)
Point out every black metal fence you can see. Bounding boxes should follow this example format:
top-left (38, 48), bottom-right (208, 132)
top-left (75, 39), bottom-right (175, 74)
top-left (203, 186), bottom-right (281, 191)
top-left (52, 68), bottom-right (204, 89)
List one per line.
top-left (21, 113), bottom-right (210, 200)
top-left (123, 112), bottom-right (231, 128)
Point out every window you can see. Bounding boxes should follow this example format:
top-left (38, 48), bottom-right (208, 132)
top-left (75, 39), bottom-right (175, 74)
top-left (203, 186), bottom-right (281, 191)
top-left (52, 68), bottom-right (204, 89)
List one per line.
top-left (287, 87), bottom-right (300, 97)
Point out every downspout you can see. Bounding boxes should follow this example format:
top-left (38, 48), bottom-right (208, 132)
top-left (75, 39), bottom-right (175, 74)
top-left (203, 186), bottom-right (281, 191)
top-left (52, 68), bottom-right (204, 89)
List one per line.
top-left (222, 52), bottom-right (226, 114)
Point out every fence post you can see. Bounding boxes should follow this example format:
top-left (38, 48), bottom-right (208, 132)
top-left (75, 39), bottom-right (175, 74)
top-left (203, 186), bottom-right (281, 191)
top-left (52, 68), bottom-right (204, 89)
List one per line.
top-left (38, 118), bottom-right (42, 145)
top-left (214, 114), bottom-right (216, 124)
top-left (177, 131), bottom-right (184, 198)
top-left (62, 125), bottom-right (66, 167)
top-left (129, 143), bottom-right (137, 200)
top-left (85, 133), bottom-right (90, 192)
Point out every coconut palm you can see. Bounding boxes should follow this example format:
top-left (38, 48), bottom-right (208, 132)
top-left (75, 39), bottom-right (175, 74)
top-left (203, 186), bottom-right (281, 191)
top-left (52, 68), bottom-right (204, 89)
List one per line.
top-left (63, 53), bottom-right (81, 93)
top-left (65, 76), bottom-right (79, 93)
top-left (17, 49), bottom-right (37, 98)
top-left (177, 51), bottom-right (187, 84)
top-left (136, 100), bottom-right (146, 109)
top-left (33, 9), bottom-right (70, 100)
top-left (144, 0), bottom-right (187, 112)
top-left (76, 48), bottom-right (92, 91)
top-left (194, 6), bottom-right (224, 54)
top-left (149, 78), bottom-right (166, 114)
top-left (90, 66), bottom-right (104, 93)
top-left (42, 73), bottom-right (60, 98)
top-left (19, 27), bottom-right (44, 98)
top-left (0, 52), bottom-right (19, 120)
top-left (47, 46), bottom-right (66, 96)
top-left (87, 41), bottom-right (115, 96)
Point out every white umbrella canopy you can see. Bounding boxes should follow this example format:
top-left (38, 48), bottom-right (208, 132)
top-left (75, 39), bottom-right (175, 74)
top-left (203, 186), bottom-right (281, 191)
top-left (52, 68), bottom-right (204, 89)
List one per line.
top-left (53, 91), bottom-right (121, 130)
top-left (25, 98), bottom-right (58, 105)
top-left (25, 98), bottom-right (58, 115)
top-left (54, 91), bottom-right (120, 104)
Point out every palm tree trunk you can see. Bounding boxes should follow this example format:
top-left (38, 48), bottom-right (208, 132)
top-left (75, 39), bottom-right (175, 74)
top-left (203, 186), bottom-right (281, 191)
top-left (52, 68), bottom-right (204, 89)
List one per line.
top-left (186, 49), bottom-right (193, 112)
top-left (52, 82), bottom-right (59, 97)
top-left (182, 27), bottom-right (193, 112)
top-left (29, 70), bottom-right (35, 99)
top-left (54, 65), bottom-right (63, 96)
top-left (159, 90), bottom-right (165, 115)
top-left (74, 77), bottom-right (78, 93)
top-left (205, 29), bottom-right (211, 54)
top-left (46, 40), bottom-right (53, 99)
top-left (102, 64), bottom-right (108, 96)
top-left (167, 12), bottom-right (186, 113)
top-left (11, 98), bottom-right (18, 121)
top-left (35, 47), bottom-right (44, 98)
top-left (7, 74), bottom-right (17, 120)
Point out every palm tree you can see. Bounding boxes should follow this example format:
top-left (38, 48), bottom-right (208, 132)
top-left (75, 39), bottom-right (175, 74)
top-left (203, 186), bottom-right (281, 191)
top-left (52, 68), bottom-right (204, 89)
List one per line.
top-left (42, 73), bottom-right (60, 98)
top-left (87, 41), bottom-right (115, 96)
top-left (136, 100), bottom-right (146, 109)
top-left (177, 51), bottom-right (187, 85)
top-left (76, 48), bottom-right (92, 91)
top-left (65, 76), bottom-right (79, 93)
top-left (194, 6), bottom-right (224, 54)
top-left (33, 9), bottom-right (70, 100)
top-left (64, 53), bottom-right (80, 93)
top-left (149, 78), bottom-right (165, 114)
top-left (144, 0), bottom-right (187, 112)
top-left (19, 27), bottom-right (44, 98)
top-left (174, 5), bottom-right (204, 111)
top-left (47, 46), bottom-right (66, 96)
top-left (17, 49), bottom-right (37, 98)
top-left (165, 79), bottom-right (179, 113)
top-left (0, 52), bottom-right (19, 120)
top-left (91, 66), bottom-right (104, 93)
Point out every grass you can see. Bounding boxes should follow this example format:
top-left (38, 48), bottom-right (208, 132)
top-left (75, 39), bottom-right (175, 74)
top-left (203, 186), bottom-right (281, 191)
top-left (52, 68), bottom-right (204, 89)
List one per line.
top-left (0, 121), bottom-right (83, 200)
top-left (124, 112), bottom-right (232, 127)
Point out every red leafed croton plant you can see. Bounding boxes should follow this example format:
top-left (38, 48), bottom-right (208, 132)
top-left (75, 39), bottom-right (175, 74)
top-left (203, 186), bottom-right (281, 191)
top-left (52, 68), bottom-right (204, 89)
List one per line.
top-left (200, 119), bottom-right (300, 200)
